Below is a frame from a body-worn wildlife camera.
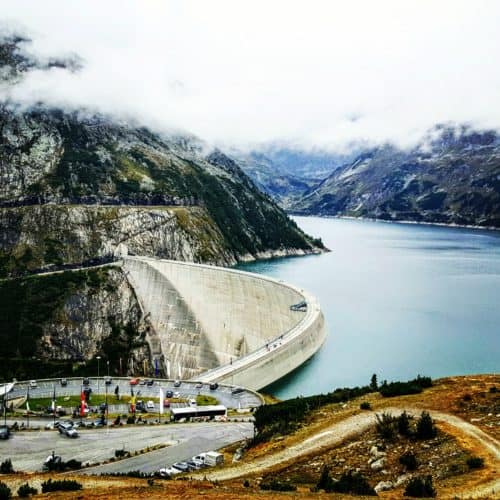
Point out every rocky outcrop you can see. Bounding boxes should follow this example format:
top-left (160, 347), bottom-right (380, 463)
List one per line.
top-left (0, 266), bottom-right (148, 379)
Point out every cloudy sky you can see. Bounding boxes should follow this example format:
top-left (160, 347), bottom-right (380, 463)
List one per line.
top-left (2, 0), bottom-right (500, 150)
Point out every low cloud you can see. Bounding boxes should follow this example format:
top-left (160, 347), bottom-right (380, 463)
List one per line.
top-left (2, 0), bottom-right (500, 152)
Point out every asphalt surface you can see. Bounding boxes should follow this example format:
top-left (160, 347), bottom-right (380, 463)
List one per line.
top-left (7, 377), bottom-right (262, 411)
top-left (0, 421), bottom-right (253, 473)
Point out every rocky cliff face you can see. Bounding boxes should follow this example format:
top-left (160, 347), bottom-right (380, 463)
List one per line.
top-left (0, 35), bottom-right (323, 277)
top-left (0, 267), bottom-right (148, 380)
top-left (0, 104), bottom-right (323, 276)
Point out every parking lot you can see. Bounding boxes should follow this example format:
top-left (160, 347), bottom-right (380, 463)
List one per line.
top-left (0, 421), bottom-right (253, 473)
top-left (7, 377), bottom-right (263, 412)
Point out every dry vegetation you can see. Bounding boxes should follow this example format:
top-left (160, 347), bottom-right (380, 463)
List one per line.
top-left (0, 375), bottom-right (497, 499)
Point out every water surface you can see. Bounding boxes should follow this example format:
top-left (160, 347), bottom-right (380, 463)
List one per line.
top-left (237, 217), bottom-right (500, 399)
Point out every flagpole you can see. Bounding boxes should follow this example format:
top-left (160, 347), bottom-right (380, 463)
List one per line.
top-left (26, 386), bottom-right (30, 429)
top-left (52, 384), bottom-right (56, 426)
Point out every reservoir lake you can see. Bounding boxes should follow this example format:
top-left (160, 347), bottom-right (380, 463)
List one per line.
top-left (237, 217), bottom-right (500, 400)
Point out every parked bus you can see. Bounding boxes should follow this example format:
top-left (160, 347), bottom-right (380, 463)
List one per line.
top-left (170, 405), bottom-right (227, 421)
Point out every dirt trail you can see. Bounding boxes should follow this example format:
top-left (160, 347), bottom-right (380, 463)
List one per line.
top-left (201, 407), bottom-right (499, 497)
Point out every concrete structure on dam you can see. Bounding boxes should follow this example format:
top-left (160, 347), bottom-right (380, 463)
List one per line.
top-left (122, 256), bottom-right (326, 391)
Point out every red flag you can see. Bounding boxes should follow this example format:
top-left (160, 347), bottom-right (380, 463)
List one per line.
top-left (80, 389), bottom-right (86, 417)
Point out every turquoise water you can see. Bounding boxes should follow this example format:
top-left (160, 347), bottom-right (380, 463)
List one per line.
top-left (237, 217), bottom-right (500, 399)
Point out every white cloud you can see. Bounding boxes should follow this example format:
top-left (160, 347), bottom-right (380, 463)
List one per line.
top-left (2, 0), bottom-right (500, 151)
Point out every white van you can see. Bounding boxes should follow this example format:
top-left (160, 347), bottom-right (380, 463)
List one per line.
top-left (189, 398), bottom-right (197, 407)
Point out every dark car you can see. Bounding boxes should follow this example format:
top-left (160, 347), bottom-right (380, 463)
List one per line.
top-left (209, 382), bottom-right (219, 391)
top-left (173, 380), bottom-right (181, 387)
top-left (104, 376), bottom-right (112, 385)
top-left (231, 386), bottom-right (244, 395)
top-left (146, 379), bottom-right (154, 387)
top-left (83, 377), bottom-right (90, 386)
top-left (139, 379), bottom-right (147, 386)
top-left (165, 390), bottom-right (173, 398)
top-left (99, 402), bottom-right (108, 412)
top-left (135, 400), bottom-right (147, 412)
top-left (60, 378), bottom-right (68, 386)
top-left (0, 425), bottom-right (10, 440)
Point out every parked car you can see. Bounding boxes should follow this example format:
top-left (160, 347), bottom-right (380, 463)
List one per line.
top-left (104, 376), bottom-right (112, 385)
top-left (163, 399), bottom-right (170, 408)
top-left (29, 380), bottom-right (37, 388)
top-left (173, 380), bottom-right (181, 387)
top-left (146, 379), bottom-right (154, 387)
top-left (139, 379), bottom-right (147, 386)
top-left (0, 425), bottom-right (10, 440)
top-left (195, 382), bottom-right (203, 389)
top-left (99, 402), bottom-right (108, 411)
top-left (129, 378), bottom-right (139, 386)
top-left (173, 391), bottom-right (180, 399)
top-left (165, 390), bottom-right (173, 398)
top-left (209, 382), bottom-right (219, 391)
top-left (135, 400), bottom-right (147, 412)
top-left (186, 460), bottom-right (202, 470)
top-left (58, 422), bottom-right (78, 438)
top-left (190, 457), bottom-right (205, 469)
top-left (231, 386), bottom-right (244, 395)
top-left (172, 461), bottom-right (190, 472)
top-left (60, 378), bottom-right (68, 387)
top-left (83, 377), bottom-right (90, 386)
top-left (159, 467), bottom-right (181, 477)
top-left (189, 399), bottom-right (197, 407)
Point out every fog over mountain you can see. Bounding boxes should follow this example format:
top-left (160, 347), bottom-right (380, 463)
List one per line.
top-left (2, 0), bottom-right (500, 152)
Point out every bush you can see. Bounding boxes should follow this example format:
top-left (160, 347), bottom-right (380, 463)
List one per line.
top-left (17, 483), bottom-right (37, 497)
top-left (466, 456), bottom-right (484, 469)
top-left (397, 411), bottom-right (411, 436)
top-left (0, 460), bottom-right (13, 474)
top-left (41, 479), bottom-right (82, 493)
top-left (404, 475), bottom-right (436, 497)
top-left (376, 412), bottom-right (397, 440)
top-left (243, 479), bottom-right (250, 488)
top-left (328, 471), bottom-right (376, 496)
top-left (64, 459), bottom-right (82, 470)
top-left (462, 393), bottom-right (472, 401)
top-left (489, 386), bottom-right (497, 393)
top-left (360, 401), bottom-right (371, 410)
top-left (317, 465), bottom-right (335, 491)
top-left (416, 411), bottom-right (436, 440)
top-left (379, 376), bottom-right (432, 398)
top-left (399, 451), bottom-right (418, 471)
top-left (260, 479), bottom-right (296, 492)
top-left (0, 482), bottom-right (11, 500)
top-left (115, 449), bottom-right (128, 458)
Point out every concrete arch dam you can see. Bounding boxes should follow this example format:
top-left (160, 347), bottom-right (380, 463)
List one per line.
top-left (122, 256), bottom-right (326, 391)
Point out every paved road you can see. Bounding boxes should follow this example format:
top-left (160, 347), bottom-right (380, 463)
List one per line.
top-left (83, 422), bottom-right (252, 474)
top-left (7, 378), bottom-right (262, 411)
top-left (0, 421), bottom-right (253, 473)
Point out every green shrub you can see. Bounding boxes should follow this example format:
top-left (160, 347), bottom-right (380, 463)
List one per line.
top-left (260, 479), bottom-right (296, 492)
top-left (64, 459), bottom-right (82, 470)
top-left (399, 451), bottom-right (418, 471)
top-left (17, 483), bottom-right (37, 497)
top-left (41, 479), bottom-right (82, 493)
top-left (0, 460), bottom-right (13, 474)
top-left (317, 465), bottom-right (335, 491)
top-left (0, 482), bottom-right (11, 500)
top-left (328, 470), bottom-right (376, 496)
top-left (376, 412), bottom-right (397, 440)
top-left (416, 411), bottom-right (436, 440)
top-left (397, 411), bottom-right (411, 436)
top-left (360, 401), bottom-right (371, 410)
top-left (466, 456), bottom-right (484, 469)
top-left (115, 449), bottom-right (127, 458)
top-left (379, 376), bottom-right (432, 397)
top-left (404, 475), bottom-right (436, 497)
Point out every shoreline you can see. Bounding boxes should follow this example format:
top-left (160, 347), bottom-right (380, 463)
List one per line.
top-left (291, 213), bottom-right (500, 233)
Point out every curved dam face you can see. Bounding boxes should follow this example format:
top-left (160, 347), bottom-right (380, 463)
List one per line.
top-left (122, 256), bottom-right (326, 391)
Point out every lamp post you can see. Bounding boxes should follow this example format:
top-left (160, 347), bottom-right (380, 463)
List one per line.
top-left (96, 356), bottom-right (101, 395)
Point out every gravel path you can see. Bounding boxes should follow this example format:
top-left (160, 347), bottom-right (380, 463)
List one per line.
top-left (201, 406), bottom-right (499, 497)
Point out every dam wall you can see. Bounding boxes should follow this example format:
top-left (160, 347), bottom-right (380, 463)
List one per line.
top-left (122, 256), bottom-right (326, 391)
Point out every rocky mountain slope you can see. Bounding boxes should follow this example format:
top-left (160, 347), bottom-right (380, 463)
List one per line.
top-left (291, 127), bottom-right (500, 228)
top-left (234, 148), bottom-right (354, 208)
top-left (0, 266), bottom-right (148, 381)
top-left (0, 36), bottom-right (323, 278)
